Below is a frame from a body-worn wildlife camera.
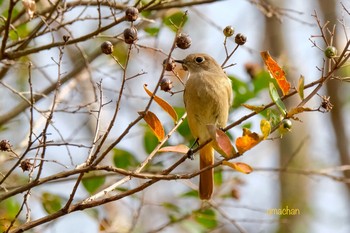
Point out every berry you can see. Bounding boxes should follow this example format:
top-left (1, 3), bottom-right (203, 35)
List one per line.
top-left (125, 7), bottom-right (139, 22)
top-left (235, 33), bottom-right (247, 45)
top-left (223, 26), bottom-right (234, 37)
top-left (123, 27), bottom-right (138, 44)
top-left (175, 33), bottom-right (191, 49)
top-left (324, 46), bottom-right (337, 58)
top-left (100, 41), bottom-right (114, 54)
top-left (160, 78), bottom-right (173, 92)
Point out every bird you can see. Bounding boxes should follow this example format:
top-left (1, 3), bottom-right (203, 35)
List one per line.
top-left (175, 53), bottom-right (233, 199)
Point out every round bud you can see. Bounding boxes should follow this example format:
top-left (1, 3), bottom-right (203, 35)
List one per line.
top-left (223, 26), bottom-right (234, 37)
top-left (123, 27), bottom-right (138, 44)
top-left (175, 33), bottom-right (191, 50)
top-left (160, 78), bottom-right (173, 92)
top-left (163, 58), bottom-right (175, 71)
top-left (125, 7), bottom-right (139, 22)
top-left (235, 33), bottom-right (247, 45)
top-left (100, 41), bottom-right (114, 54)
top-left (324, 46), bottom-right (337, 58)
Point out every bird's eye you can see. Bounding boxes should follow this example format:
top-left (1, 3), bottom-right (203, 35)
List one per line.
top-left (195, 56), bottom-right (205, 63)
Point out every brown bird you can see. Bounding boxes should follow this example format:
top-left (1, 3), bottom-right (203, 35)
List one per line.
top-left (176, 53), bottom-right (233, 199)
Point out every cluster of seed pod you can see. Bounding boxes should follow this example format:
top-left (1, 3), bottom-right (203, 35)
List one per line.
top-left (100, 6), bottom-right (139, 55)
top-left (223, 25), bottom-right (247, 45)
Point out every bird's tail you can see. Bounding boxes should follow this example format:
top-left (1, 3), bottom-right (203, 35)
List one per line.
top-left (199, 143), bottom-right (214, 200)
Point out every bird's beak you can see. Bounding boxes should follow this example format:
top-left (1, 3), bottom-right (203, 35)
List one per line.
top-left (174, 59), bottom-right (184, 64)
top-left (174, 59), bottom-right (187, 70)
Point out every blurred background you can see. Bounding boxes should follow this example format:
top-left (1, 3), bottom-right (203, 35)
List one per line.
top-left (0, 0), bottom-right (349, 232)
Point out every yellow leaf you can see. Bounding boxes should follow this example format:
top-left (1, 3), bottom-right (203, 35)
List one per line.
top-left (241, 104), bottom-right (266, 113)
top-left (297, 75), bottom-right (305, 100)
top-left (260, 119), bottom-right (271, 139)
top-left (261, 51), bottom-right (291, 95)
top-left (206, 125), bottom-right (236, 159)
top-left (144, 84), bottom-right (178, 123)
top-left (139, 111), bottom-right (165, 141)
top-left (223, 161), bottom-right (253, 174)
top-left (235, 128), bottom-right (261, 154)
top-left (158, 144), bottom-right (189, 154)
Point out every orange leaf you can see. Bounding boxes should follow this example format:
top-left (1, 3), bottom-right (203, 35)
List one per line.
top-left (139, 111), bottom-right (165, 141)
top-left (235, 128), bottom-right (261, 154)
top-left (206, 125), bottom-right (236, 159)
top-left (260, 51), bottom-right (291, 95)
top-left (144, 84), bottom-right (178, 123)
top-left (158, 144), bottom-right (189, 154)
top-left (222, 161), bottom-right (253, 174)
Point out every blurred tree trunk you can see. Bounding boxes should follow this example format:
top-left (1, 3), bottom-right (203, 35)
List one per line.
top-left (318, 0), bottom-right (350, 208)
top-left (264, 1), bottom-right (309, 232)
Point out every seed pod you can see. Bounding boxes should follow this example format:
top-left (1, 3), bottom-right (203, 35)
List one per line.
top-left (20, 159), bottom-right (33, 172)
top-left (163, 58), bottom-right (175, 71)
top-left (223, 26), bottom-right (234, 37)
top-left (175, 33), bottom-right (191, 49)
top-left (0, 140), bottom-right (11, 151)
top-left (160, 78), bottom-right (173, 92)
top-left (125, 6), bottom-right (139, 22)
top-left (123, 27), bottom-right (138, 44)
top-left (100, 41), bottom-right (114, 54)
top-left (324, 46), bottom-right (337, 58)
top-left (235, 33), bottom-right (247, 45)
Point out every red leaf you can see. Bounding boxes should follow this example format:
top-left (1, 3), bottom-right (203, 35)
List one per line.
top-left (206, 125), bottom-right (236, 159)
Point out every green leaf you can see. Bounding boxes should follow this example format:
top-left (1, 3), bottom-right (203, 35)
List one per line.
top-left (252, 70), bottom-right (270, 93)
top-left (162, 202), bottom-right (180, 213)
top-left (214, 169), bottom-right (223, 186)
top-left (144, 27), bottom-right (160, 37)
top-left (143, 127), bottom-right (159, 154)
top-left (41, 192), bottom-right (62, 214)
top-left (1, 197), bottom-right (20, 219)
top-left (180, 190), bottom-right (198, 198)
top-left (82, 173), bottom-right (106, 194)
top-left (163, 11), bottom-right (188, 32)
top-left (269, 82), bottom-right (287, 115)
top-left (194, 208), bottom-right (217, 229)
top-left (113, 148), bottom-right (138, 169)
top-left (229, 76), bottom-right (255, 109)
top-left (174, 107), bottom-right (192, 141)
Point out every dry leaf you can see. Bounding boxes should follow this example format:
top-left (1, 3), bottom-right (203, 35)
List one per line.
top-left (286, 106), bottom-right (313, 118)
top-left (242, 104), bottom-right (265, 113)
top-left (235, 128), bottom-right (261, 154)
top-left (139, 111), bottom-right (165, 141)
top-left (158, 144), bottom-right (189, 154)
top-left (223, 161), bottom-right (253, 174)
top-left (261, 51), bottom-right (291, 95)
top-left (144, 84), bottom-right (178, 123)
top-left (22, 0), bottom-right (36, 19)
